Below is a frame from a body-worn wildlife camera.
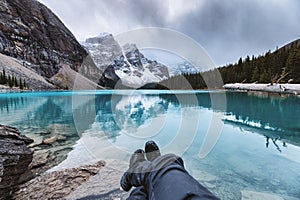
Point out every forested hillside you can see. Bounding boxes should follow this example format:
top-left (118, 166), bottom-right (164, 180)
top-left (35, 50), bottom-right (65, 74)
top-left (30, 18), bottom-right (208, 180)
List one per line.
top-left (0, 69), bottom-right (27, 89)
top-left (157, 39), bottom-right (300, 89)
top-left (219, 39), bottom-right (300, 84)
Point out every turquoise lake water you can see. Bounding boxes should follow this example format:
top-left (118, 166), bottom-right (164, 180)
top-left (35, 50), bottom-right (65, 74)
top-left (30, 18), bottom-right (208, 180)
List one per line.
top-left (0, 90), bottom-right (299, 199)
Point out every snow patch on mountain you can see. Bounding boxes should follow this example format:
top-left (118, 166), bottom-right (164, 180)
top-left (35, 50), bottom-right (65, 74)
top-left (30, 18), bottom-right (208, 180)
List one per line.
top-left (141, 49), bottom-right (200, 76)
top-left (169, 61), bottom-right (199, 75)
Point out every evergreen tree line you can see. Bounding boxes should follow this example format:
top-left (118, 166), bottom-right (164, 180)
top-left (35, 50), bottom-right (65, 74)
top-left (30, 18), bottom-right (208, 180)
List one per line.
top-left (158, 40), bottom-right (300, 89)
top-left (0, 69), bottom-right (28, 89)
top-left (158, 69), bottom-right (223, 89)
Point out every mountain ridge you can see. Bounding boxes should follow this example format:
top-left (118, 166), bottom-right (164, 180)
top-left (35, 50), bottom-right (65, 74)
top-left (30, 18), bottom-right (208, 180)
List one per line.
top-left (83, 34), bottom-right (170, 89)
top-left (151, 38), bottom-right (300, 90)
top-left (0, 0), bottom-right (103, 90)
top-left (0, 0), bottom-right (86, 77)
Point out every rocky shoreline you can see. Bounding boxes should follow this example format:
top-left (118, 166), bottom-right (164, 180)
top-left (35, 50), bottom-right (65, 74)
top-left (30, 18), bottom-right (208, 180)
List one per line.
top-left (0, 125), bottom-right (33, 199)
top-left (1, 124), bottom-right (295, 200)
top-left (0, 84), bottom-right (67, 93)
top-left (0, 124), bottom-right (130, 200)
top-left (14, 161), bottom-right (106, 199)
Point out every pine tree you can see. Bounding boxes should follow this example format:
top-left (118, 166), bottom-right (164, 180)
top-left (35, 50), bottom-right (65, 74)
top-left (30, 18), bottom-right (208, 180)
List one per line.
top-left (23, 79), bottom-right (27, 89)
top-left (19, 77), bottom-right (23, 89)
top-left (285, 48), bottom-right (300, 82)
top-left (2, 69), bottom-right (7, 84)
top-left (251, 66), bottom-right (260, 82)
top-left (8, 75), bottom-right (13, 88)
top-left (13, 76), bottom-right (18, 87)
top-left (0, 72), bottom-right (3, 85)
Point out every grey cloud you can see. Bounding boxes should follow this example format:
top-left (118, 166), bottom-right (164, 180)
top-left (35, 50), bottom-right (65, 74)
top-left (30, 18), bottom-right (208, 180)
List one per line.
top-left (40, 0), bottom-right (169, 38)
top-left (39, 0), bottom-right (300, 66)
top-left (174, 0), bottom-right (300, 65)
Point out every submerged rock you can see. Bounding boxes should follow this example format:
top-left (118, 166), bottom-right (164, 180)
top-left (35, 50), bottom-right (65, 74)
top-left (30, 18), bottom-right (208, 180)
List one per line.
top-left (241, 190), bottom-right (284, 200)
top-left (24, 124), bottom-right (79, 178)
top-left (191, 169), bottom-right (219, 182)
top-left (43, 135), bottom-right (58, 144)
top-left (29, 149), bottom-right (53, 169)
top-left (0, 124), bottom-right (33, 200)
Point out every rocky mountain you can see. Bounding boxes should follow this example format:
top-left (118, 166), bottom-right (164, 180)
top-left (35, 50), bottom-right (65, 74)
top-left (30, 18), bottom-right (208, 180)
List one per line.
top-left (169, 61), bottom-right (198, 76)
top-left (83, 33), bottom-right (170, 88)
top-left (0, 0), bottom-right (102, 89)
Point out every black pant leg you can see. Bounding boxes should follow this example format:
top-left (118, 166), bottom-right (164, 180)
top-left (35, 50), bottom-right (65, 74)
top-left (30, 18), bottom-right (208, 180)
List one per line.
top-left (127, 186), bottom-right (148, 200)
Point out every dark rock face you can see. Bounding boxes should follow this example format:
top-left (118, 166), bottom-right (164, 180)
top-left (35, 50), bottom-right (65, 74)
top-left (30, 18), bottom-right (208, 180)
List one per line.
top-left (0, 0), bottom-right (87, 78)
top-left (123, 43), bottom-right (144, 71)
top-left (98, 65), bottom-right (122, 88)
top-left (0, 124), bottom-right (33, 200)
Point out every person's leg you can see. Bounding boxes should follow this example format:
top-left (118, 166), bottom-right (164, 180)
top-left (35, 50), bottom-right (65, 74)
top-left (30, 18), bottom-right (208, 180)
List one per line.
top-left (144, 141), bottom-right (219, 199)
top-left (127, 186), bottom-right (148, 200)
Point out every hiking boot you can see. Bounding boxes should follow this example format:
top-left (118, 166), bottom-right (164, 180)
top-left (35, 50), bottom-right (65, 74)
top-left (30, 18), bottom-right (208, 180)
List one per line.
top-left (145, 140), bottom-right (161, 161)
top-left (129, 149), bottom-right (146, 168)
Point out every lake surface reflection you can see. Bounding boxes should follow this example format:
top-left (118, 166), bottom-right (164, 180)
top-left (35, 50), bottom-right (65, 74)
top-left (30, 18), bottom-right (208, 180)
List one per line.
top-left (0, 90), bottom-right (299, 199)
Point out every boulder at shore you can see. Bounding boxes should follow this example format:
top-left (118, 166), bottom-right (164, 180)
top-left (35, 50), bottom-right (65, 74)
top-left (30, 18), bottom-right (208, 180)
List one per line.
top-left (0, 124), bottom-right (34, 200)
top-left (13, 161), bottom-right (105, 199)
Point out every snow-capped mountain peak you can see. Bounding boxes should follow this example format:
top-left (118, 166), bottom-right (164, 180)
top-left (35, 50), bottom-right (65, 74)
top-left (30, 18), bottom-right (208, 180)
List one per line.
top-left (83, 34), bottom-right (170, 88)
top-left (172, 61), bottom-right (198, 75)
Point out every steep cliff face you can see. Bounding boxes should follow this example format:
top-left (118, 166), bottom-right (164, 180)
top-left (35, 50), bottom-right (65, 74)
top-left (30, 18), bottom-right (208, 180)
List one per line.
top-left (0, 0), bottom-right (87, 78)
top-left (0, 0), bottom-right (103, 89)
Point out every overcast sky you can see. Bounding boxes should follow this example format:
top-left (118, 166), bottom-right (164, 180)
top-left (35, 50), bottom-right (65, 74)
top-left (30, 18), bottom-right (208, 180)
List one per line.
top-left (38, 0), bottom-right (300, 66)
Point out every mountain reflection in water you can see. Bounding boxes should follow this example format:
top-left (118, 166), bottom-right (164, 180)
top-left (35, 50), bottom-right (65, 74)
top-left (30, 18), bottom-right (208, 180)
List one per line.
top-left (160, 92), bottom-right (300, 148)
top-left (0, 91), bottom-right (299, 149)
